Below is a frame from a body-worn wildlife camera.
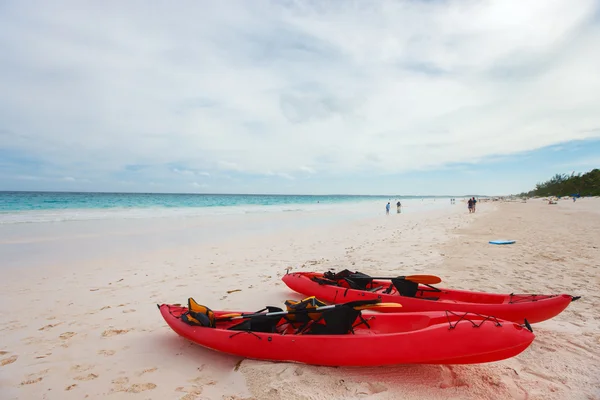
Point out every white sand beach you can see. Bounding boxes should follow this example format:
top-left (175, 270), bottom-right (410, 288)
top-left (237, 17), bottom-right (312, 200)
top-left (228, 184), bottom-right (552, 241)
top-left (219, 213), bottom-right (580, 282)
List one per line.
top-left (1, 199), bottom-right (599, 400)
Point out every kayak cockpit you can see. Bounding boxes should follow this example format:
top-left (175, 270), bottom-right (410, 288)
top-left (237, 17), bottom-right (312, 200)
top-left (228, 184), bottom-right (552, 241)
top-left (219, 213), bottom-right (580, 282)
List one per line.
top-left (167, 297), bottom-right (390, 337)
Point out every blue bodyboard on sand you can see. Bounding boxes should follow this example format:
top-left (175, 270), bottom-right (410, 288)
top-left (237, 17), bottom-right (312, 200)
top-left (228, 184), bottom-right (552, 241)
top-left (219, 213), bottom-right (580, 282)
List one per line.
top-left (489, 240), bottom-right (516, 245)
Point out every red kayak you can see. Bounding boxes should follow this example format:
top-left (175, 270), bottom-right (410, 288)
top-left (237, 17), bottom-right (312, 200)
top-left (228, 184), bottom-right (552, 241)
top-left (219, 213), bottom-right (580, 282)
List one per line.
top-left (282, 271), bottom-right (579, 324)
top-left (158, 297), bottom-right (535, 366)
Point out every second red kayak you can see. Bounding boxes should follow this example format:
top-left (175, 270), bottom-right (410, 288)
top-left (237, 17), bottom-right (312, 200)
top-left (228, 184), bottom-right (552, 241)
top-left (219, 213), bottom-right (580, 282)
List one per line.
top-left (282, 271), bottom-right (579, 324)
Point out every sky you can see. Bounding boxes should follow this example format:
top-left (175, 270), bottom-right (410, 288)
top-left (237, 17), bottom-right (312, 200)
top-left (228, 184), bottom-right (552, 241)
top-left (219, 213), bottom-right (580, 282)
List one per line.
top-left (1, 0), bottom-right (600, 196)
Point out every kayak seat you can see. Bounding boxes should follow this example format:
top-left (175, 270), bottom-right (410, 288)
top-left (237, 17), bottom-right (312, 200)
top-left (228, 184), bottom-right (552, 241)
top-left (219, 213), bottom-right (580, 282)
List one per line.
top-left (344, 277), bottom-right (373, 290)
top-left (301, 306), bottom-right (364, 335)
top-left (284, 297), bottom-right (328, 323)
top-left (227, 306), bottom-right (284, 333)
top-left (181, 298), bottom-right (216, 327)
top-left (391, 278), bottom-right (419, 297)
top-left (228, 315), bottom-right (280, 333)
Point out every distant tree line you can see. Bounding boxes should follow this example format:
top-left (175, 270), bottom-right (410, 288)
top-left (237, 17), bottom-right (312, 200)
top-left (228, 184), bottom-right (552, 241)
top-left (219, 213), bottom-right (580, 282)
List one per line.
top-left (520, 168), bottom-right (600, 197)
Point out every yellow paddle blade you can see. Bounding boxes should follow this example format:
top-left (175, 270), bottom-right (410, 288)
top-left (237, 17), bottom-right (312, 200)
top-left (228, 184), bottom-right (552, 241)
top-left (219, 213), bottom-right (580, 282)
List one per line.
top-left (404, 275), bottom-right (442, 285)
top-left (355, 302), bottom-right (402, 310)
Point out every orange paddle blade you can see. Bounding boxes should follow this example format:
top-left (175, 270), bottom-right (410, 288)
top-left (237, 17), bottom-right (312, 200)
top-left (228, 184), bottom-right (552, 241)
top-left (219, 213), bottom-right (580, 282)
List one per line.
top-left (404, 275), bottom-right (442, 285)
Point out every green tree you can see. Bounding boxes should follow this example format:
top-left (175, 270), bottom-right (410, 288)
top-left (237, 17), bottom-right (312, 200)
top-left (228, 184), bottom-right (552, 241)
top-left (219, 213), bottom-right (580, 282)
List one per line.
top-left (520, 169), bottom-right (600, 197)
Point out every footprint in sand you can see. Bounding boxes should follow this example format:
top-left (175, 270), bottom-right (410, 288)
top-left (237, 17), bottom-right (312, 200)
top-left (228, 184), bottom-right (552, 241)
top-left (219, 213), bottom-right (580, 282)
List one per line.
top-left (75, 373), bottom-right (99, 381)
top-left (189, 375), bottom-right (216, 386)
top-left (125, 383), bottom-right (157, 393)
top-left (20, 369), bottom-right (49, 386)
top-left (20, 377), bottom-right (43, 385)
top-left (39, 323), bottom-right (62, 331)
top-left (137, 367), bottom-right (157, 376)
top-left (102, 329), bottom-right (130, 337)
top-left (71, 364), bottom-right (94, 372)
top-left (111, 376), bottom-right (157, 393)
top-left (1, 354), bottom-right (18, 366)
top-left (22, 336), bottom-right (41, 345)
top-left (176, 386), bottom-right (203, 399)
top-left (122, 309), bottom-right (136, 313)
top-left (98, 349), bottom-right (116, 356)
top-left (59, 332), bottom-right (76, 340)
top-left (112, 377), bottom-right (129, 386)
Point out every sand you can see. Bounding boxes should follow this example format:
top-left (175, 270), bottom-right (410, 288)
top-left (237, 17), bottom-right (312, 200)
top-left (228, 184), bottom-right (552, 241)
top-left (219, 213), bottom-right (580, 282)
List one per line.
top-left (1, 199), bottom-right (599, 399)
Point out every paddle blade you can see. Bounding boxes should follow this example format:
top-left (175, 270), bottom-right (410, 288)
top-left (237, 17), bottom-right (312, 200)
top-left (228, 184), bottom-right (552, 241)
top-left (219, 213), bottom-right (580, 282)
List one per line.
top-left (404, 275), bottom-right (442, 285)
top-left (356, 302), bottom-right (402, 310)
top-left (341, 299), bottom-right (382, 308)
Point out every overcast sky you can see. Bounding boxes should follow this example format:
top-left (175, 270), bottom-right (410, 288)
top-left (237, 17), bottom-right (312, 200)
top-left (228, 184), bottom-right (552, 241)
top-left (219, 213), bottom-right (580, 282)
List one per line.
top-left (1, 1), bottom-right (599, 195)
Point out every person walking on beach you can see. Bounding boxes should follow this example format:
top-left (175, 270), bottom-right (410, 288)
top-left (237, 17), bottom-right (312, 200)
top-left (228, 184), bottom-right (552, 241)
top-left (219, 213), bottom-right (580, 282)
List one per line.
top-left (386, 202), bottom-right (390, 215)
top-left (396, 200), bottom-right (401, 213)
top-left (468, 198), bottom-right (473, 213)
top-left (472, 197), bottom-right (477, 212)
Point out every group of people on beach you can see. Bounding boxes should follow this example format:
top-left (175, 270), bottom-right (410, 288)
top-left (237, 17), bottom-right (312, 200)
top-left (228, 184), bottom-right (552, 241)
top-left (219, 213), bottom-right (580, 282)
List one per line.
top-left (385, 201), bottom-right (402, 215)
top-left (385, 197), bottom-right (478, 215)
top-left (468, 197), bottom-right (477, 213)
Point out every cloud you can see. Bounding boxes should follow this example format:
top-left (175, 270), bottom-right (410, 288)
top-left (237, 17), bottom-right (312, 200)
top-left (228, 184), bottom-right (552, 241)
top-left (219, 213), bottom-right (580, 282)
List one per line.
top-left (171, 167), bottom-right (210, 177)
top-left (1, 0), bottom-right (600, 193)
top-left (172, 168), bottom-right (195, 176)
top-left (266, 171), bottom-right (295, 180)
top-left (299, 166), bottom-right (316, 174)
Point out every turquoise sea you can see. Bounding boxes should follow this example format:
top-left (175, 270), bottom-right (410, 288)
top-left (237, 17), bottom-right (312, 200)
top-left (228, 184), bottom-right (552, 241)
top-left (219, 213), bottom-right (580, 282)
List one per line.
top-left (0, 191), bottom-right (451, 224)
top-left (1, 191), bottom-right (399, 212)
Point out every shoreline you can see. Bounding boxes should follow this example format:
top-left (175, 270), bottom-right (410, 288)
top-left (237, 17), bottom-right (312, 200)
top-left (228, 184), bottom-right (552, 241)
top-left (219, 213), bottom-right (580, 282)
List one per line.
top-left (0, 197), bottom-right (455, 224)
top-left (0, 199), bottom-right (454, 271)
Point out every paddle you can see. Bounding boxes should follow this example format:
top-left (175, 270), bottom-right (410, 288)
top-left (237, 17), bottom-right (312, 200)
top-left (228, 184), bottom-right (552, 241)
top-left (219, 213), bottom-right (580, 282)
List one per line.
top-left (217, 300), bottom-right (402, 321)
top-left (351, 274), bottom-right (442, 285)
